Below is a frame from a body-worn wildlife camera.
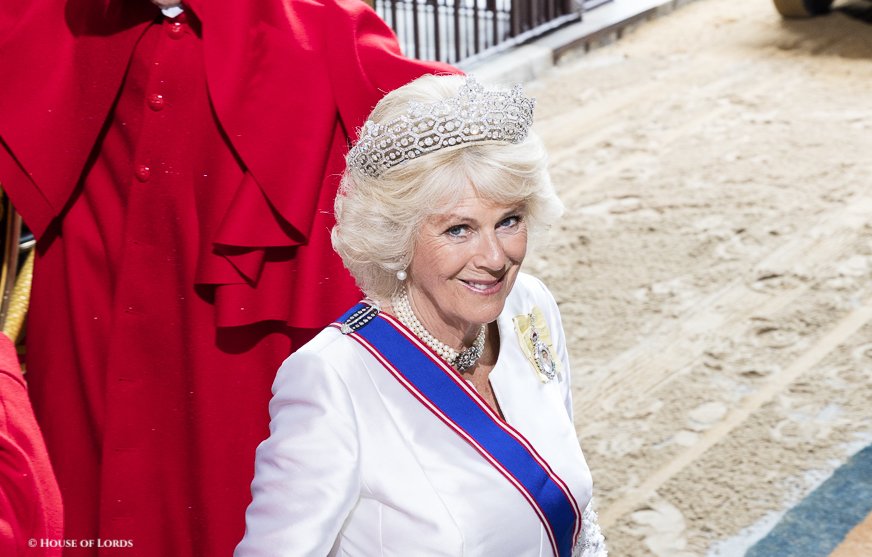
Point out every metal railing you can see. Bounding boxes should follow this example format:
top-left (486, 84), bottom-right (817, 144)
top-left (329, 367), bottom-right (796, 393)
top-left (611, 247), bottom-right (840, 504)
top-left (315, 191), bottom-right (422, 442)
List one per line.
top-left (375, 0), bottom-right (601, 64)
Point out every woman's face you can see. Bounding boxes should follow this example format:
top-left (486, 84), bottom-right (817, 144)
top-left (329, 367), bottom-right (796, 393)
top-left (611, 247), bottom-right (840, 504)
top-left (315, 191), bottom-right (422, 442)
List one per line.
top-left (406, 184), bottom-right (528, 346)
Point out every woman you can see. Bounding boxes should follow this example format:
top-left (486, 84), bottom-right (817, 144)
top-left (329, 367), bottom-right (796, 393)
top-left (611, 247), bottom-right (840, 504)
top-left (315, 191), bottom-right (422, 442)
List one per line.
top-left (236, 75), bottom-right (606, 557)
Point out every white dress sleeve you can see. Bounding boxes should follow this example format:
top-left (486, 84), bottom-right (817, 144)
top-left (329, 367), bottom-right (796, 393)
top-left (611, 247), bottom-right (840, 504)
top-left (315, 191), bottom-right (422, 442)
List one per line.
top-left (234, 346), bottom-right (361, 557)
top-left (524, 276), bottom-right (608, 557)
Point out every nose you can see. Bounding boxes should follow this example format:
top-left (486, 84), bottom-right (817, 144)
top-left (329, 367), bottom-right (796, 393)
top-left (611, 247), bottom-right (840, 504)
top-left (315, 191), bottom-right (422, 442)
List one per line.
top-left (474, 230), bottom-right (508, 272)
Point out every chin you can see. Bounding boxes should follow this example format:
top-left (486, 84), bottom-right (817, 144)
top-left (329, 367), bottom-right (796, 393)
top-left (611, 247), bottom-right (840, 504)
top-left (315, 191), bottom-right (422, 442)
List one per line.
top-left (466, 297), bottom-right (509, 325)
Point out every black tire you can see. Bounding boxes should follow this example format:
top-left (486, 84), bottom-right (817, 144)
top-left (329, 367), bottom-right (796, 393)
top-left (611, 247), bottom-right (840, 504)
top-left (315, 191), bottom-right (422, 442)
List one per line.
top-left (773, 0), bottom-right (834, 17)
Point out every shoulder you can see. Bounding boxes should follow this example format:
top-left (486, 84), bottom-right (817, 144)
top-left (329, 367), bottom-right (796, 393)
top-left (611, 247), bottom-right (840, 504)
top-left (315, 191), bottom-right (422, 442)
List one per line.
top-left (502, 273), bottom-right (567, 359)
top-left (280, 0), bottom-right (367, 22)
top-left (267, 325), bottom-right (381, 424)
top-left (272, 326), bottom-right (368, 393)
top-left (503, 272), bottom-right (561, 317)
top-left (279, 326), bottom-right (363, 375)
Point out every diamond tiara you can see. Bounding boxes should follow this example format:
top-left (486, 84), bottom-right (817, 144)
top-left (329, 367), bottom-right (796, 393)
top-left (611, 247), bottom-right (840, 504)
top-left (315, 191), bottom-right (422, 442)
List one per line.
top-left (347, 77), bottom-right (536, 178)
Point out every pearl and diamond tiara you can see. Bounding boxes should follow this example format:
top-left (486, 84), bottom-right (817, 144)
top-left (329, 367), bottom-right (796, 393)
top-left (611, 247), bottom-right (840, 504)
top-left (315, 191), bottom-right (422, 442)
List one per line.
top-left (347, 76), bottom-right (536, 178)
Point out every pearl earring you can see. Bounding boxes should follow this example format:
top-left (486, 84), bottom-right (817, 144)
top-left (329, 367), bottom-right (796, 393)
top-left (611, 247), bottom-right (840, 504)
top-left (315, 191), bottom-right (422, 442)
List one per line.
top-left (396, 269), bottom-right (407, 281)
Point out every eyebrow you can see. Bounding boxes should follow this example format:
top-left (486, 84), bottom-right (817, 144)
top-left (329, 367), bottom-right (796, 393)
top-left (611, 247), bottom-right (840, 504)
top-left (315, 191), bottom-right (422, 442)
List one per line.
top-left (432, 204), bottom-right (527, 224)
top-left (433, 213), bottom-right (473, 225)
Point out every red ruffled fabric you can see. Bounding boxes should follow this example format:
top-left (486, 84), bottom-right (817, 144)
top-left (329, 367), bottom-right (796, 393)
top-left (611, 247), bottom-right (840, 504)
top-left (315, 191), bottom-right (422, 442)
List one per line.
top-left (0, 0), bottom-right (458, 329)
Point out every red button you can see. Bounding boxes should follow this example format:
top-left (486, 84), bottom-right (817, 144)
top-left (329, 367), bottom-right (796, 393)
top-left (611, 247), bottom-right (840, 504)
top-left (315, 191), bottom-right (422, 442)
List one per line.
top-left (147, 93), bottom-right (166, 111)
top-left (168, 21), bottom-right (185, 39)
top-left (135, 165), bottom-right (151, 183)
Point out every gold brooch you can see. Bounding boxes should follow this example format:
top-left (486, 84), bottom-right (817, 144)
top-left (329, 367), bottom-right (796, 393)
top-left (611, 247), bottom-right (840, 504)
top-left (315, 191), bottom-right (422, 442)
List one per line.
top-left (513, 306), bottom-right (562, 383)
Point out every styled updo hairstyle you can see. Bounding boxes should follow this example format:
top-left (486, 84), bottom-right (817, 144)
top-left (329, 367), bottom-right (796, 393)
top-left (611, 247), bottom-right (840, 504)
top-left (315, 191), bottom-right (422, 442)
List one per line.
top-left (332, 74), bottom-right (563, 303)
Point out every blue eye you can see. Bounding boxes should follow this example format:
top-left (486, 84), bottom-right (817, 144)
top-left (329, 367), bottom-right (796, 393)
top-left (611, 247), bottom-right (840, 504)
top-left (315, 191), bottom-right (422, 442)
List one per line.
top-left (445, 225), bottom-right (469, 238)
top-left (499, 215), bottom-right (522, 228)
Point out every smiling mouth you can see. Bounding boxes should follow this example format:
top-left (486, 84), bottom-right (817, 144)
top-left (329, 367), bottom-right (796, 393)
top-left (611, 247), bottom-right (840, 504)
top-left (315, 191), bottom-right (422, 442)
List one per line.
top-left (460, 275), bottom-right (505, 294)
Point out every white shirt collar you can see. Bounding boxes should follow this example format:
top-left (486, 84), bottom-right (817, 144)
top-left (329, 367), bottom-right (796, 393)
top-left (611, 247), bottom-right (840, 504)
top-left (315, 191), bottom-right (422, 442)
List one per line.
top-left (161, 5), bottom-right (185, 18)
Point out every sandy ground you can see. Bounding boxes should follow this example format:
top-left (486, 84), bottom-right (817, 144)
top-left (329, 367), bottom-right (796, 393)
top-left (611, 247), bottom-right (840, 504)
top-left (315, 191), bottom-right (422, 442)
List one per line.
top-left (519, 0), bottom-right (872, 555)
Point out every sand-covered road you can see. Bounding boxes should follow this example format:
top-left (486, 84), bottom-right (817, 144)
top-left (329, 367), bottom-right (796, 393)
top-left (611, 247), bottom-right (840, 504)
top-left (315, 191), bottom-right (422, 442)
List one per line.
top-left (522, 1), bottom-right (872, 554)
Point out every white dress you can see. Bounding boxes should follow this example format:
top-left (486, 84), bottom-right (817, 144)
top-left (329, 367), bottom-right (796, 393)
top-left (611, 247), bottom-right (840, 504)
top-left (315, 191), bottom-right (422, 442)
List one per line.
top-left (235, 273), bottom-right (606, 556)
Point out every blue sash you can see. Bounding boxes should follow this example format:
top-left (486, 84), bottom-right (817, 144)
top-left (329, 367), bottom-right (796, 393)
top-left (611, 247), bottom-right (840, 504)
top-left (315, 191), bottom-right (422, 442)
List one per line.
top-left (333, 303), bottom-right (581, 557)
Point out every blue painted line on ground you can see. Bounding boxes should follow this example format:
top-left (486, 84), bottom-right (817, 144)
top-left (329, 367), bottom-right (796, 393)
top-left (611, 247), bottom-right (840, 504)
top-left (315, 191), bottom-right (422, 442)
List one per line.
top-left (746, 443), bottom-right (872, 557)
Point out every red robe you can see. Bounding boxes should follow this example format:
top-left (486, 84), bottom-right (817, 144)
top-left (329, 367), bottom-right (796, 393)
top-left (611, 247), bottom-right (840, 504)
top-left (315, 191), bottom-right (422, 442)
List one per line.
top-left (0, 1), bottom-right (456, 555)
top-left (0, 334), bottom-right (63, 557)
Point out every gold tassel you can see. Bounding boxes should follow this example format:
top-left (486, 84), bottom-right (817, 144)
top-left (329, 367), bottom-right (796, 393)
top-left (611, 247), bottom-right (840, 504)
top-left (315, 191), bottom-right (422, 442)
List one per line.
top-left (2, 249), bottom-right (33, 343)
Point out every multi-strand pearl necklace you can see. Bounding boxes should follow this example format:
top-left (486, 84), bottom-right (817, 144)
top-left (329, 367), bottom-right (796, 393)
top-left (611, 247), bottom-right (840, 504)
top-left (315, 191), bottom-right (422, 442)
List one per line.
top-left (392, 289), bottom-right (486, 372)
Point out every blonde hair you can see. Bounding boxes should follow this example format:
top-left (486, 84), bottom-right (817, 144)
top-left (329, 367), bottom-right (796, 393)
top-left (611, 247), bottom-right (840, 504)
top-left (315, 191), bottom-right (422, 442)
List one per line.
top-left (332, 74), bottom-right (563, 302)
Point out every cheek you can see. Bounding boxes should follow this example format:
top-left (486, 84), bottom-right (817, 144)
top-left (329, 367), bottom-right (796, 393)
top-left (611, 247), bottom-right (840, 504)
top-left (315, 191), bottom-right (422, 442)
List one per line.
top-left (435, 247), bottom-right (475, 278)
top-left (506, 232), bottom-right (528, 263)
top-left (410, 238), bottom-right (466, 280)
